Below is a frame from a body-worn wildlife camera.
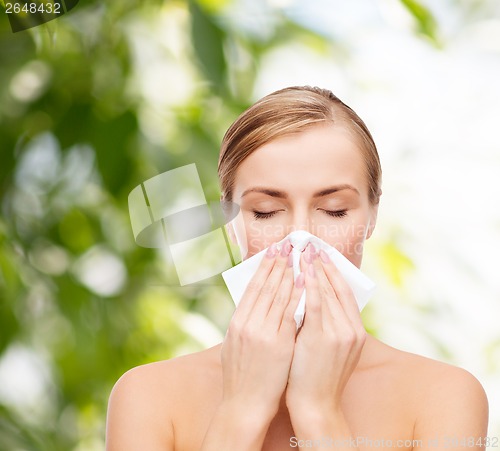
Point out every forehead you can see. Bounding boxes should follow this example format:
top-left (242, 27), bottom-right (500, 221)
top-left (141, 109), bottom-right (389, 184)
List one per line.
top-left (233, 123), bottom-right (368, 199)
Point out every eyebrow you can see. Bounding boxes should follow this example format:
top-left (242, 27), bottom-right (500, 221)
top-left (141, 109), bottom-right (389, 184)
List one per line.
top-left (240, 184), bottom-right (360, 199)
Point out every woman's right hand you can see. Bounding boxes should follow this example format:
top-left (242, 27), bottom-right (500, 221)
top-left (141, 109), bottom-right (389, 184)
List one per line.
top-left (220, 239), bottom-right (305, 421)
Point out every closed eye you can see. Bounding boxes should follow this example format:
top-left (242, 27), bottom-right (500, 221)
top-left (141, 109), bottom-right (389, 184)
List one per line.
top-left (323, 209), bottom-right (348, 218)
top-left (252, 209), bottom-right (348, 220)
top-left (252, 210), bottom-right (279, 219)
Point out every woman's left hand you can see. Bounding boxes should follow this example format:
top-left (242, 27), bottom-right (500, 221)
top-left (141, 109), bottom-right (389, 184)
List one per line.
top-left (285, 243), bottom-right (367, 417)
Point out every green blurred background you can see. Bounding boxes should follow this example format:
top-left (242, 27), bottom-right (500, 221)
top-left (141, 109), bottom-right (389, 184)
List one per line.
top-left (1, 0), bottom-right (499, 449)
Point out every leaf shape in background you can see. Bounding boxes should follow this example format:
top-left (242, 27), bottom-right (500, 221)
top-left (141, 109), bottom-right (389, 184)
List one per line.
top-left (196, 0), bottom-right (231, 15)
top-left (88, 111), bottom-right (137, 196)
top-left (54, 106), bottom-right (136, 196)
top-left (379, 240), bottom-right (414, 288)
top-left (189, 0), bottom-right (228, 95)
top-left (62, 0), bottom-right (80, 12)
top-left (399, 0), bottom-right (440, 46)
top-left (0, 226), bottom-right (22, 353)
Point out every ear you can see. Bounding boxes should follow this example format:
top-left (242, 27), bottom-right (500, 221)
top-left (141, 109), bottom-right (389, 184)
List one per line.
top-left (225, 221), bottom-right (238, 245)
top-left (366, 202), bottom-right (379, 240)
top-left (221, 194), bottom-right (238, 246)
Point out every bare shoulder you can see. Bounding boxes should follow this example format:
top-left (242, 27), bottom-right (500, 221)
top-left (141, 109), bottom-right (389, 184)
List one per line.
top-left (370, 337), bottom-right (489, 439)
top-left (109, 342), bottom-right (222, 408)
top-left (390, 341), bottom-right (486, 400)
top-left (106, 344), bottom-right (222, 451)
top-left (115, 342), bottom-right (220, 385)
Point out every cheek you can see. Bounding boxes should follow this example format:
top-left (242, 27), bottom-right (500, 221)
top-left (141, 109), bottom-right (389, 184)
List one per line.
top-left (336, 225), bottom-right (367, 263)
top-left (236, 211), bottom-right (372, 262)
top-left (244, 215), bottom-right (285, 258)
top-left (231, 212), bottom-right (285, 260)
top-left (315, 215), bottom-right (369, 265)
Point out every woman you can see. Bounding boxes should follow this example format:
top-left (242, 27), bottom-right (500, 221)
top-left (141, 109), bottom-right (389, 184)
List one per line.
top-left (106, 86), bottom-right (488, 450)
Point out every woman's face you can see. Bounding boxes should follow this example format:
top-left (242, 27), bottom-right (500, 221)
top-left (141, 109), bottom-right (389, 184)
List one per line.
top-left (226, 123), bottom-right (379, 268)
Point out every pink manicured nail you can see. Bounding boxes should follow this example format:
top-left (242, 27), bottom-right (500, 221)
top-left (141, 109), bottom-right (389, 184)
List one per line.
top-left (287, 252), bottom-right (293, 267)
top-left (304, 243), bottom-right (312, 263)
top-left (310, 244), bottom-right (317, 259)
top-left (266, 243), bottom-right (277, 258)
top-left (296, 273), bottom-right (305, 288)
top-left (308, 263), bottom-right (315, 277)
top-left (319, 249), bottom-right (330, 264)
top-left (281, 239), bottom-right (292, 257)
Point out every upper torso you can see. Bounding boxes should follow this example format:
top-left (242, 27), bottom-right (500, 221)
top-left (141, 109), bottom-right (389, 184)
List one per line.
top-left (147, 335), bottom-right (434, 451)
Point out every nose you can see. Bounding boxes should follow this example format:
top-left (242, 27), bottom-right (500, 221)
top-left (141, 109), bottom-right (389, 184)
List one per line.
top-left (287, 230), bottom-right (314, 251)
top-left (285, 208), bottom-right (316, 250)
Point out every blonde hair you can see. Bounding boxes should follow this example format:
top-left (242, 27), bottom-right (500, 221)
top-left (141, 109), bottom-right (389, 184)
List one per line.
top-left (218, 86), bottom-right (382, 205)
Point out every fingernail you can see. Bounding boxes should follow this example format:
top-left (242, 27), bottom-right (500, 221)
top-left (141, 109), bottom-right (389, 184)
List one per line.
top-left (310, 244), bottom-right (317, 260)
top-left (304, 243), bottom-right (312, 263)
top-left (308, 263), bottom-right (315, 278)
top-left (319, 249), bottom-right (330, 264)
top-left (281, 239), bottom-right (292, 257)
top-left (296, 272), bottom-right (305, 288)
top-left (266, 243), bottom-right (277, 258)
top-left (287, 252), bottom-right (293, 267)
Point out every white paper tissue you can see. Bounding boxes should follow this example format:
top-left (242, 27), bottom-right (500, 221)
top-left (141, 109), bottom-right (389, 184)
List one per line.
top-left (221, 230), bottom-right (375, 328)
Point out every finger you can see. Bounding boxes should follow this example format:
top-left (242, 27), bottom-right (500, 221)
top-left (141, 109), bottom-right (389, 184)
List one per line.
top-left (318, 249), bottom-right (364, 329)
top-left (311, 252), bottom-right (349, 327)
top-left (251, 239), bottom-right (293, 322)
top-left (279, 267), bottom-right (305, 334)
top-left (266, 249), bottom-right (295, 328)
top-left (301, 248), bottom-right (322, 329)
top-left (233, 242), bottom-right (279, 322)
